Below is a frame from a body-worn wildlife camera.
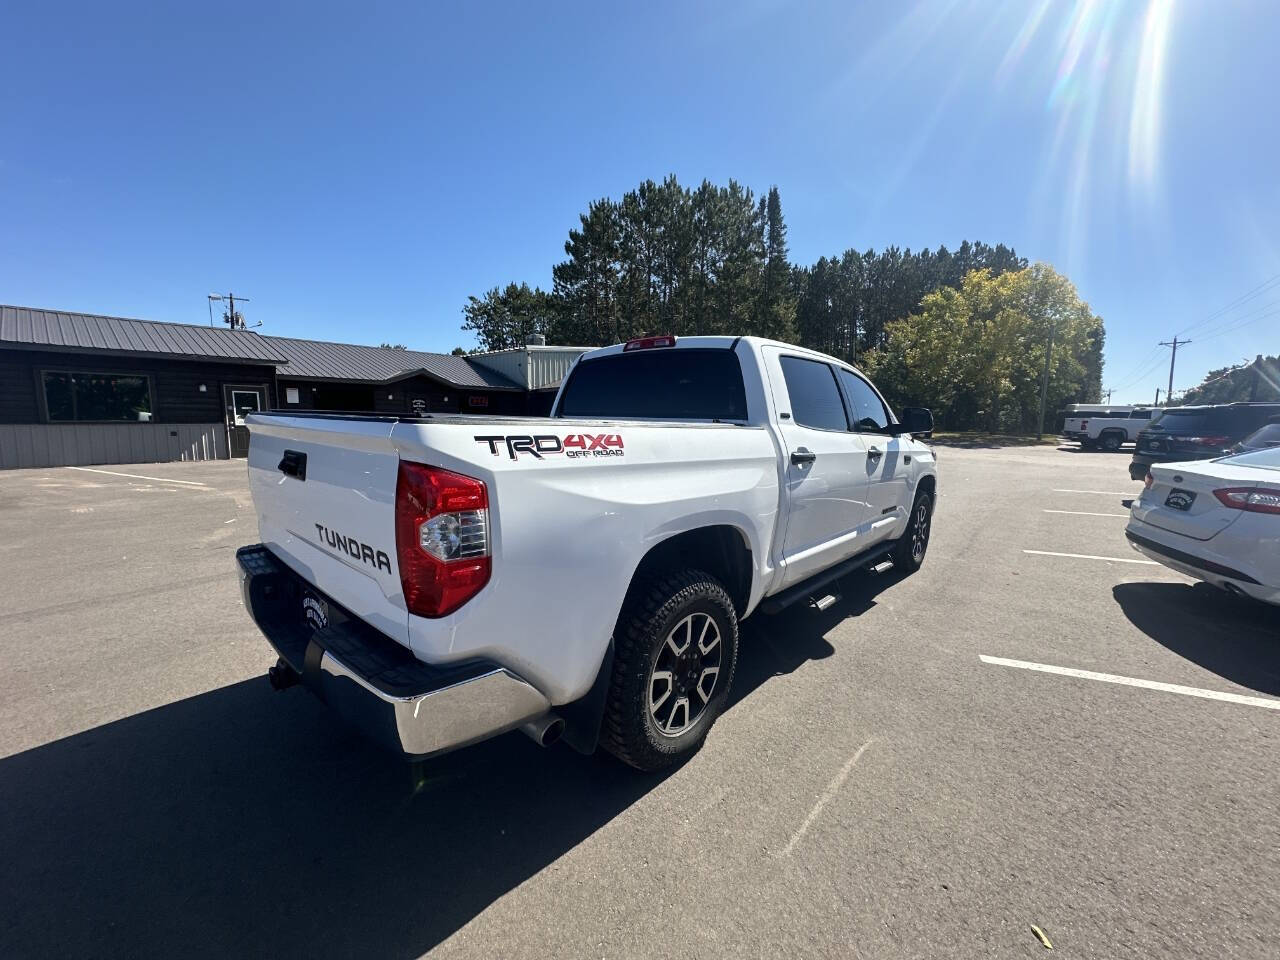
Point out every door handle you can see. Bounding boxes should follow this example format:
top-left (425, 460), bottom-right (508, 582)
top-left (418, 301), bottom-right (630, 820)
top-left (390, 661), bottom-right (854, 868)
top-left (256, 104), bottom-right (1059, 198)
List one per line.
top-left (278, 449), bottom-right (307, 481)
top-left (790, 450), bottom-right (816, 466)
top-left (867, 445), bottom-right (883, 459)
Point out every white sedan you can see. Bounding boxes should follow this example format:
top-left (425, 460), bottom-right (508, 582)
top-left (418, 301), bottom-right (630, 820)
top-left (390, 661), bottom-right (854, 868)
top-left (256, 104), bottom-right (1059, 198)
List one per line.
top-left (1126, 446), bottom-right (1280, 606)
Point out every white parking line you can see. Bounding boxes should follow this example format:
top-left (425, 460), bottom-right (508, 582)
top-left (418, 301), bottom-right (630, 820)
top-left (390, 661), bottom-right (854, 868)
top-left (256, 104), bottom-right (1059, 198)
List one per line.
top-left (67, 467), bottom-right (208, 487)
top-left (1043, 509), bottom-right (1129, 518)
top-left (1023, 549), bottom-right (1157, 565)
top-left (1052, 488), bottom-right (1132, 496)
top-left (980, 655), bottom-right (1280, 711)
top-left (779, 738), bottom-right (875, 857)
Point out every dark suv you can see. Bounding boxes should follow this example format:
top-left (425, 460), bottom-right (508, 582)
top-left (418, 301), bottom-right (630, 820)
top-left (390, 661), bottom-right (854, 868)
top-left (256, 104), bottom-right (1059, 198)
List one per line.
top-left (1128, 402), bottom-right (1280, 480)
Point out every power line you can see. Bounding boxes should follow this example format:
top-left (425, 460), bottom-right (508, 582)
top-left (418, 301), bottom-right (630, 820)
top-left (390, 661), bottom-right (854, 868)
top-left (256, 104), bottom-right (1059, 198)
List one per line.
top-left (1173, 357), bottom-right (1253, 396)
top-left (1190, 302), bottom-right (1280, 345)
top-left (1174, 272), bottom-right (1280, 339)
top-left (1106, 343), bottom-right (1163, 392)
top-left (1109, 350), bottom-right (1169, 394)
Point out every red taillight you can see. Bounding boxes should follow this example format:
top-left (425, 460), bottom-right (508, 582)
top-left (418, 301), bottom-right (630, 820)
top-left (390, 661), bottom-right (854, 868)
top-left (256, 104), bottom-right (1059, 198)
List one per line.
top-left (623, 334), bottom-right (677, 352)
top-left (1212, 487), bottom-right (1280, 515)
top-left (1181, 435), bottom-right (1232, 448)
top-left (395, 462), bottom-right (491, 617)
top-left (1080, 420), bottom-right (1089, 430)
top-left (1144, 472), bottom-right (1154, 490)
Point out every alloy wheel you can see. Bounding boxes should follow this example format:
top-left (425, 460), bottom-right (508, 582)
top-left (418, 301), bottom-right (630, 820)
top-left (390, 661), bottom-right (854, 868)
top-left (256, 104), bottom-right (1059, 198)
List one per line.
top-left (649, 612), bottom-right (722, 737)
top-left (911, 500), bottom-right (930, 563)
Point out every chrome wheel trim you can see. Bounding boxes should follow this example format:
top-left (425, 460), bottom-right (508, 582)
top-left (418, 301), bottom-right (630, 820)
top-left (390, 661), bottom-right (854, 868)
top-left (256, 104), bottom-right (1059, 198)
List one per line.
top-left (649, 612), bottom-right (722, 738)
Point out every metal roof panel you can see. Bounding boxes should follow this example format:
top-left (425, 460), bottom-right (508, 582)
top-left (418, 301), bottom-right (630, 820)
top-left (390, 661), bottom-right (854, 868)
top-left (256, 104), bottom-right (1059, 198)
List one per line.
top-left (0, 305), bottom-right (287, 363)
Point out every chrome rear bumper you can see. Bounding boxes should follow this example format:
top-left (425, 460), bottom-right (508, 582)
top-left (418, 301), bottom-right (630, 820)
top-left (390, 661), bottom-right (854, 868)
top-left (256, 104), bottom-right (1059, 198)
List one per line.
top-left (236, 544), bottom-right (550, 759)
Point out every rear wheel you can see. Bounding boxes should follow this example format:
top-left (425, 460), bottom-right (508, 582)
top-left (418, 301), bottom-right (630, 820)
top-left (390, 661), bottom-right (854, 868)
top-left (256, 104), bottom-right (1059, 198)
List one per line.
top-left (1100, 432), bottom-right (1123, 452)
top-left (601, 570), bottom-right (739, 772)
top-left (892, 490), bottom-right (933, 574)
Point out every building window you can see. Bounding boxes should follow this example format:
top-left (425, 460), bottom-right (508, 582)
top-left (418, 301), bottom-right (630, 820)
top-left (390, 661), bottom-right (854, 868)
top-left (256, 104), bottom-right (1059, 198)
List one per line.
top-left (43, 372), bottom-right (153, 422)
top-left (286, 387), bottom-right (300, 404)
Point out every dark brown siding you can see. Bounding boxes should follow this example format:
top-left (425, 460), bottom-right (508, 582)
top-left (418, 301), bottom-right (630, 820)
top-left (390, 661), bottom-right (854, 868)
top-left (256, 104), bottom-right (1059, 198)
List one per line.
top-left (375, 375), bottom-right (525, 415)
top-left (277, 379), bottom-right (379, 413)
top-left (0, 348), bottom-right (276, 424)
top-left (0, 351), bottom-right (41, 423)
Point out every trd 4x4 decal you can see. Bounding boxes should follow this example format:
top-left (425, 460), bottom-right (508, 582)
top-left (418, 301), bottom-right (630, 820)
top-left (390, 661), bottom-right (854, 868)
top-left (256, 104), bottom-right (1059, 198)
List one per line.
top-left (474, 433), bottom-right (625, 461)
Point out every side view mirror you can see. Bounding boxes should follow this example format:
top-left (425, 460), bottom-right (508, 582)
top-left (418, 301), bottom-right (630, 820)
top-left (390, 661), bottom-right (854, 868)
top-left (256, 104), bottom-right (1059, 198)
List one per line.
top-left (896, 407), bottom-right (933, 438)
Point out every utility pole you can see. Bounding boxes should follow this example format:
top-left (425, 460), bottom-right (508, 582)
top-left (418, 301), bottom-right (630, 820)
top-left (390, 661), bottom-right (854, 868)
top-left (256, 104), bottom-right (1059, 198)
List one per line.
top-left (208, 293), bottom-right (252, 330)
top-left (1104, 389), bottom-right (1112, 404)
top-left (1159, 337), bottom-right (1189, 404)
top-left (1036, 319), bottom-right (1056, 440)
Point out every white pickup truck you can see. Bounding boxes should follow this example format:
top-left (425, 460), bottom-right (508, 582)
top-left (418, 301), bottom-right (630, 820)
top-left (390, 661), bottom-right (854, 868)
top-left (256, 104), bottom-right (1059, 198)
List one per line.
top-left (1061, 405), bottom-right (1162, 451)
top-left (236, 335), bottom-right (938, 770)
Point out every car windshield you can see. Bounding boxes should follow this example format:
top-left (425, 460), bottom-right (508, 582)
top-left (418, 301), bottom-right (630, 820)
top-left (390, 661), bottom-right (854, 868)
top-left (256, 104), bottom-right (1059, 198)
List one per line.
top-left (1217, 445), bottom-right (1280, 470)
top-left (1241, 423), bottom-right (1280, 448)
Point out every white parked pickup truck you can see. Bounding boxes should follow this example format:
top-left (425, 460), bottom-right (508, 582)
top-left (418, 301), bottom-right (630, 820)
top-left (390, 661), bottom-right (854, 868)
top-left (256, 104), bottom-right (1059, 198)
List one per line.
top-left (237, 336), bottom-right (938, 770)
top-left (1061, 405), bottom-right (1162, 451)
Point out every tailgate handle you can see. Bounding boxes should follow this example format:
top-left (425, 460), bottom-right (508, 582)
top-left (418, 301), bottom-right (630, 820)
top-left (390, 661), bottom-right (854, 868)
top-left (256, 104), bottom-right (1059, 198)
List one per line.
top-left (278, 449), bottom-right (307, 481)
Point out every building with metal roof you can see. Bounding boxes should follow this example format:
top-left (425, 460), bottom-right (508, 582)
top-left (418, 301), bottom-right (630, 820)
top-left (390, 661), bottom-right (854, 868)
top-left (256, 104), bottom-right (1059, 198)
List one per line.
top-left (0, 304), bottom-right (588, 469)
top-left (1, 304), bottom-right (286, 364)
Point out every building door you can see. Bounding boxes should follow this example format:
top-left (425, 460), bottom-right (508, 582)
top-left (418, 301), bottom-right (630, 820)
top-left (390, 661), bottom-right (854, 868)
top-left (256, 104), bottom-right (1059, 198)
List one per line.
top-left (223, 384), bottom-right (266, 458)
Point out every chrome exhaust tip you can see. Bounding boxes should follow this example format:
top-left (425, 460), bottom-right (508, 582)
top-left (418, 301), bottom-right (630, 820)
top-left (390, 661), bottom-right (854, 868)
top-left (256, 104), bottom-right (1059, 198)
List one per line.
top-left (519, 713), bottom-right (565, 748)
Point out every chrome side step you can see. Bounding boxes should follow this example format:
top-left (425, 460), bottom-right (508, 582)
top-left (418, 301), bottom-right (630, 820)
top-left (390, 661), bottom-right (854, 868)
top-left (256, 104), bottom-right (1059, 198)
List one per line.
top-left (758, 539), bottom-right (898, 615)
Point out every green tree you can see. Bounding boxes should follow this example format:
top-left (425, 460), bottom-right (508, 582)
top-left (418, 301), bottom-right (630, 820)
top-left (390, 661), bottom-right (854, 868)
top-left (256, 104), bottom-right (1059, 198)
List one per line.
top-left (461, 282), bottom-right (558, 351)
top-left (755, 186), bottom-right (796, 341)
top-left (862, 264), bottom-right (1104, 432)
top-left (1177, 355), bottom-right (1280, 405)
top-left (464, 174), bottom-right (1034, 359)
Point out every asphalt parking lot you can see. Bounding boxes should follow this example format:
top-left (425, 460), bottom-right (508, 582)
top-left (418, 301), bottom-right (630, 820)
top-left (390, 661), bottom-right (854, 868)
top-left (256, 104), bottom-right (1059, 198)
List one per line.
top-left (1, 447), bottom-right (1277, 959)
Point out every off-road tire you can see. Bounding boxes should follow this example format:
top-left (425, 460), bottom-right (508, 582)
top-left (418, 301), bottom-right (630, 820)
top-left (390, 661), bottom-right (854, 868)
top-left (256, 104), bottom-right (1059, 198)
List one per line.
top-left (601, 570), bottom-right (739, 772)
top-left (1100, 432), bottom-right (1124, 452)
top-left (892, 490), bottom-right (933, 574)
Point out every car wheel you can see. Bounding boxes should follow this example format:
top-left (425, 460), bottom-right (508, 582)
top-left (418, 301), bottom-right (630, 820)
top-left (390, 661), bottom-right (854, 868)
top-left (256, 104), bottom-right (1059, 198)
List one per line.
top-left (601, 570), bottom-right (739, 772)
top-left (1101, 432), bottom-right (1123, 452)
top-left (892, 490), bottom-right (933, 573)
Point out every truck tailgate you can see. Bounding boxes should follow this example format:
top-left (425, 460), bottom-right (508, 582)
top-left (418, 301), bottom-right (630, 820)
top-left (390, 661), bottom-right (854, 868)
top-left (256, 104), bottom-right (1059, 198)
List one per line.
top-left (246, 414), bottom-right (409, 644)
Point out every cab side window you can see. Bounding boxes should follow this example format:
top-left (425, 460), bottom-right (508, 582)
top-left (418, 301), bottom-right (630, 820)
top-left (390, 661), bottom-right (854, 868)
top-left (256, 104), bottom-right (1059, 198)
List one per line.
top-left (779, 356), bottom-right (849, 431)
top-left (838, 369), bottom-right (891, 433)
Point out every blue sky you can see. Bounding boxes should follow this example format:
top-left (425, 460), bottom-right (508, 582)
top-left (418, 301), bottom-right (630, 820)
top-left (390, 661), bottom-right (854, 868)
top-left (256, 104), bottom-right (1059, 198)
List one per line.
top-left (2, 1), bottom-right (1276, 403)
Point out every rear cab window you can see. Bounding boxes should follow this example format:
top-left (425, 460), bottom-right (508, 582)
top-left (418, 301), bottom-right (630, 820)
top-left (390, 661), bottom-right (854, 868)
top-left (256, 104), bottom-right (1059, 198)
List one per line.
top-left (555, 349), bottom-right (748, 420)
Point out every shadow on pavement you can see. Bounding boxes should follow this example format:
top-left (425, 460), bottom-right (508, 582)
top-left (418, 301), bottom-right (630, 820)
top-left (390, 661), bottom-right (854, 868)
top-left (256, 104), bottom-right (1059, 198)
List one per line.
top-left (1113, 581), bottom-right (1280, 696)
top-left (0, 569), bottom-right (897, 959)
top-left (928, 434), bottom-right (1057, 450)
